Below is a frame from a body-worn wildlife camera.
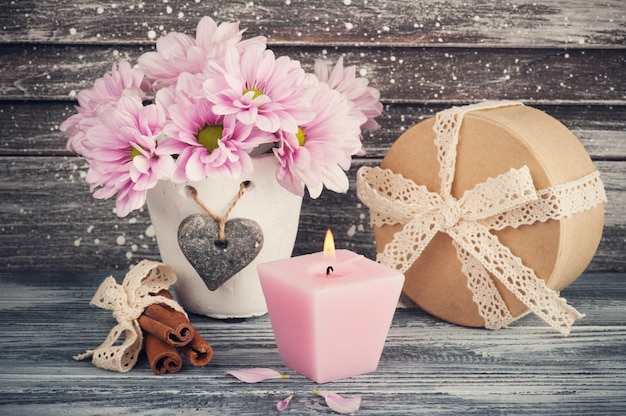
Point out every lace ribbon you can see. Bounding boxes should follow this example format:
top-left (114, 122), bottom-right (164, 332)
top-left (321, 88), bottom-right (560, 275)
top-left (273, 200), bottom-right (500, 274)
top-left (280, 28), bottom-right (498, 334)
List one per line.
top-left (73, 260), bottom-right (186, 372)
top-left (356, 101), bottom-right (606, 335)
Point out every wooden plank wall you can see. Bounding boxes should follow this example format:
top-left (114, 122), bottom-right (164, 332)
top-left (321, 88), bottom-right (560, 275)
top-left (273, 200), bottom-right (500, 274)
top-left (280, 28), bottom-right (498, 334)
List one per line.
top-left (1, 0), bottom-right (624, 272)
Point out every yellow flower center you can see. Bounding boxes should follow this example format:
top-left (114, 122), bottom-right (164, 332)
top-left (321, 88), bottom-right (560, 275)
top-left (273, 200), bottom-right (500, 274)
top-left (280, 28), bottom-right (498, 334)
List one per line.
top-left (197, 125), bottom-right (224, 153)
top-left (296, 127), bottom-right (306, 146)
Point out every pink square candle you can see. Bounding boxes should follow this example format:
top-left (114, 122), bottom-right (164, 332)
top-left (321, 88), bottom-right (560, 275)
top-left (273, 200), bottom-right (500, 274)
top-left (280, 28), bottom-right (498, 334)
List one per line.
top-left (258, 249), bottom-right (404, 383)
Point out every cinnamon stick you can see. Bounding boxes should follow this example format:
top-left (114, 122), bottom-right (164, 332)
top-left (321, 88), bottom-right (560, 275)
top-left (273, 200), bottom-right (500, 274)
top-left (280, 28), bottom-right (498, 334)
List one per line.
top-left (139, 304), bottom-right (194, 346)
top-left (143, 333), bottom-right (183, 375)
top-left (180, 331), bottom-right (214, 367)
top-left (154, 289), bottom-right (174, 300)
top-left (143, 289), bottom-right (214, 368)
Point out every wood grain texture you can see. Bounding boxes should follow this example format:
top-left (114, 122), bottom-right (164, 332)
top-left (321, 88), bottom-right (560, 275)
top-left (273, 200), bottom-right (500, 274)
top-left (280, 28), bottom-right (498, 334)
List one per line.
top-left (1, 157), bottom-right (625, 271)
top-left (3, 44), bottom-right (625, 103)
top-left (2, 0), bottom-right (625, 47)
top-left (0, 270), bottom-right (624, 415)
top-left (0, 1), bottom-right (624, 270)
top-left (1, 2), bottom-right (624, 414)
top-left (2, 101), bottom-right (625, 158)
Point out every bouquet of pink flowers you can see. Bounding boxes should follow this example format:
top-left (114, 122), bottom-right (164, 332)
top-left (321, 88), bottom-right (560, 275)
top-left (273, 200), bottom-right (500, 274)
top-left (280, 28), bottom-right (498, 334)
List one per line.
top-left (61, 17), bottom-right (382, 217)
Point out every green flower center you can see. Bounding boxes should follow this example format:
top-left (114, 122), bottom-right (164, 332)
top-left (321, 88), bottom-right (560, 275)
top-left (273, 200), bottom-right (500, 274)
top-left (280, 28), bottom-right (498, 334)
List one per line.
top-left (296, 127), bottom-right (306, 146)
top-left (243, 88), bottom-right (264, 100)
top-left (197, 125), bottom-right (224, 153)
top-left (130, 146), bottom-right (143, 159)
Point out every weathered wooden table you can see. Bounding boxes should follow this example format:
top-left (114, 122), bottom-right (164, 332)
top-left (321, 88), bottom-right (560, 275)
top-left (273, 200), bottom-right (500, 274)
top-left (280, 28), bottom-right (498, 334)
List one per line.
top-left (1, 270), bottom-right (624, 415)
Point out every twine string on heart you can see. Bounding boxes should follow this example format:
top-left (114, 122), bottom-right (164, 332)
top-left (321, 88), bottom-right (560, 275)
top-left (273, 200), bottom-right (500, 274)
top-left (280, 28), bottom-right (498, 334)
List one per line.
top-left (179, 180), bottom-right (264, 291)
top-left (186, 180), bottom-right (251, 243)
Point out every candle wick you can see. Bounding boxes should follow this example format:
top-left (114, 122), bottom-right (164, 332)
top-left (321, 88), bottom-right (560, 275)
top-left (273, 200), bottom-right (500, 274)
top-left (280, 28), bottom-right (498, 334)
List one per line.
top-left (326, 266), bottom-right (334, 276)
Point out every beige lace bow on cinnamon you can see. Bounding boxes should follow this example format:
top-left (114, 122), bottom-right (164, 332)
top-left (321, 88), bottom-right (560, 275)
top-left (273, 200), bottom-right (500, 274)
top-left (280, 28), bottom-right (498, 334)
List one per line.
top-left (73, 260), bottom-right (187, 372)
top-left (356, 101), bottom-right (607, 335)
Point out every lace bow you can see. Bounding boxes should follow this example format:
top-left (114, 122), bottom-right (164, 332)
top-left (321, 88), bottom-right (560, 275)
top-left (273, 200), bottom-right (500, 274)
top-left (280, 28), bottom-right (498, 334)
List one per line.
top-left (357, 101), bottom-right (606, 335)
top-left (74, 260), bottom-right (186, 372)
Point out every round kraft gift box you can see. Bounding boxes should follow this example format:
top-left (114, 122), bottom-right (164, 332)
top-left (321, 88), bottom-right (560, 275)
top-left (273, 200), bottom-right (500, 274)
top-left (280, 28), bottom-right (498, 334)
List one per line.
top-left (376, 104), bottom-right (605, 327)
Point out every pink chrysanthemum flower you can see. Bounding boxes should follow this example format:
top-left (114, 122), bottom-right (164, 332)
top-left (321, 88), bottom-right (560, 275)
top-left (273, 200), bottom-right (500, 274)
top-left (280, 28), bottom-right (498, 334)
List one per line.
top-left (156, 73), bottom-right (273, 182)
top-left (61, 60), bottom-right (149, 156)
top-left (84, 95), bottom-right (173, 217)
top-left (203, 44), bottom-right (316, 134)
top-left (314, 56), bottom-right (383, 131)
top-left (138, 16), bottom-right (266, 90)
top-left (273, 83), bottom-right (363, 198)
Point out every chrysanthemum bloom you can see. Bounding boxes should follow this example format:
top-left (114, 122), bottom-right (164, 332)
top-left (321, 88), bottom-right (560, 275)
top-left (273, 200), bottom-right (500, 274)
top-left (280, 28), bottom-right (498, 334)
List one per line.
top-left (60, 60), bottom-right (149, 156)
top-left (203, 44), bottom-right (316, 135)
top-left (138, 16), bottom-right (266, 90)
top-left (273, 82), bottom-right (364, 198)
top-left (84, 95), bottom-right (173, 217)
top-left (60, 16), bottom-right (384, 219)
top-left (156, 73), bottom-right (274, 182)
top-left (314, 57), bottom-right (383, 131)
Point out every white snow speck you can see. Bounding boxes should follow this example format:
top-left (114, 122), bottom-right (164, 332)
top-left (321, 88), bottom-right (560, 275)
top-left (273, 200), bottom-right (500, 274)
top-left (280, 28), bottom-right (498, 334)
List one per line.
top-left (116, 235), bottom-right (126, 245)
top-left (147, 30), bottom-right (157, 40)
top-left (69, 28), bottom-right (77, 35)
top-left (145, 224), bottom-right (156, 238)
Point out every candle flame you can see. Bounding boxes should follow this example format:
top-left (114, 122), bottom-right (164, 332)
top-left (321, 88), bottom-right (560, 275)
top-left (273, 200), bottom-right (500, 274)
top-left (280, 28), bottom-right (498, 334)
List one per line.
top-left (323, 228), bottom-right (335, 252)
top-left (323, 228), bottom-right (336, 264)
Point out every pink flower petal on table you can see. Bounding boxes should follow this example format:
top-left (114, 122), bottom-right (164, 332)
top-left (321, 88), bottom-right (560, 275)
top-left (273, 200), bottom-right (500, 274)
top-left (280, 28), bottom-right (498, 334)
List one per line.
top-left (314, 390), bottom-right (362, 414)
top-left (276, 394), bottom-right (294, 411)
top-left (225, 368), bottom-right (290, 383)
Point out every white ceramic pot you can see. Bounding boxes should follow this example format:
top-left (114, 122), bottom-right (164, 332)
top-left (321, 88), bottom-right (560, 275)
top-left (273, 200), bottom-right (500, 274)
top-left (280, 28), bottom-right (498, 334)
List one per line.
top-left (146, 154), bottom-right (303, 318)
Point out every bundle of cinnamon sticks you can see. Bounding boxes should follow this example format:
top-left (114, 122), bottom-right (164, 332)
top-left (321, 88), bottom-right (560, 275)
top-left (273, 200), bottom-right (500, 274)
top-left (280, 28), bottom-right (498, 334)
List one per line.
top-left (139, 290), bottom-right (214, 375)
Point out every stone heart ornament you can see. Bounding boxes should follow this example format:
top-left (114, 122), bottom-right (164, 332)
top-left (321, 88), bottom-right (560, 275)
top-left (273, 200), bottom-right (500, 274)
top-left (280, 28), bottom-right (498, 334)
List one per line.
top-left (178, 214), bottom-right (264, 291)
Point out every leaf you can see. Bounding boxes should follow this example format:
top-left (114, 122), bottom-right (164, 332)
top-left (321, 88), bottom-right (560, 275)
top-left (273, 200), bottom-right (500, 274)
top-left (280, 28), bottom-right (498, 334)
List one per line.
top-left (314, 390), bottom-right (362, 414)
top-left (276, 394), bottom-right (294, 411)
top-left (225, 367), bottom-right (291, 383)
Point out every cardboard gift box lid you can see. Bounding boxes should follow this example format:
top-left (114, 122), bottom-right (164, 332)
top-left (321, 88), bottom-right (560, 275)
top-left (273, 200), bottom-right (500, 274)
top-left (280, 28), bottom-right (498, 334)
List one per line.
top-left (361, 102), bottom-right (605, 330)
